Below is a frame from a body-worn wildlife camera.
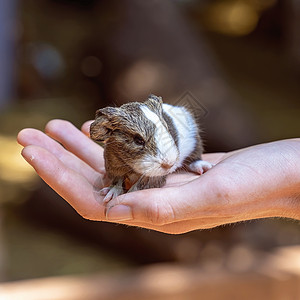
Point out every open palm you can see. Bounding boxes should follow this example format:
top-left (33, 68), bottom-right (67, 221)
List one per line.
top-left (18, 119), bottom-right (300, 234)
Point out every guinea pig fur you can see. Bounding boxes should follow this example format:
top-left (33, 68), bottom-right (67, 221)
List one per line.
top-left (90, 94), bottom-right (213, 202)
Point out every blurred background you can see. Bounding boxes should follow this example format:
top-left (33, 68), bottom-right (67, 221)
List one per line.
top-left (0, 0), bottom-right (300, 298)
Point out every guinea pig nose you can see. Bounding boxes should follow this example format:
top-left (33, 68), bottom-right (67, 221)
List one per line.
top-left (161, 162), bottom-right (174, 170)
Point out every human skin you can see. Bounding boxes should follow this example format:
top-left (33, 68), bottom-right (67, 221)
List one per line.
top-left (17, 119), bottom-right (300, 234)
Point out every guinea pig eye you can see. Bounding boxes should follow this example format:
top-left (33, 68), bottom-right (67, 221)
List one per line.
top-left (133, 134), bottom-right (145, 146)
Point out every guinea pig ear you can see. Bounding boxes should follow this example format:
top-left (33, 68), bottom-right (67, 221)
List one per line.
top-left (148, 94), bottom-right (163, 104)
top-left (90, 107), bottom-right (120, 142)
top-left (95, 107), bottom-right (120, 119)
top-left (145, 94), bottom-right (163, 112)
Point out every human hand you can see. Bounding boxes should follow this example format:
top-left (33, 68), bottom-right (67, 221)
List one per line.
top-left (18, 120), bottom-right (300, 234)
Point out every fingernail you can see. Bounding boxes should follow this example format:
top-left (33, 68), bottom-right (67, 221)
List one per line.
top-left (21, 148), bottom-right (35, 162)
top-left (106, 205), bottom-right (133, 221)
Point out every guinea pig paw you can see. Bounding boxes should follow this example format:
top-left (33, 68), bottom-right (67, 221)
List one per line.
top-left (188, 160), bottom-right (213, 175)
top-left (100, 187), bottom-right (110, 196)
top-left (102, 186), bottom-right (124, 203)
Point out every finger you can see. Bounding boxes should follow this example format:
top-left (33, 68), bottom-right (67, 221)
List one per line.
top-left (17, 128), bottom-right (102, 185)
top-left (45, 119), bottom-right (105, 173)
top-left (21, 145), bottom-right (105, 220)
top-left (81, 120), bottom-right (93, 137)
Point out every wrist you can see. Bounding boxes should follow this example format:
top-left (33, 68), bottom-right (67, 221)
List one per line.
top-left (274, 139), bottom-right (300, 220)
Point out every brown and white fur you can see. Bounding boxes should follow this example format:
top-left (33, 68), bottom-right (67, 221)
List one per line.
top-left (90, 94), bottom-right (212, 202)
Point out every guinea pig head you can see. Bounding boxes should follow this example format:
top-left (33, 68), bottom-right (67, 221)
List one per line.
top-left (90, 99), bottom-right (180, 176)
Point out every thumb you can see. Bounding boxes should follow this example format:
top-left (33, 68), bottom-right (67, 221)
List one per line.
top-left (104, 179), bottom-right (214, 225)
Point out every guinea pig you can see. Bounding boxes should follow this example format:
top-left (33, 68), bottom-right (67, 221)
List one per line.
top-left (90, 94), bottom-right (213, 202)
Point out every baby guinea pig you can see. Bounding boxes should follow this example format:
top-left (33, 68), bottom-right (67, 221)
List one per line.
top-left (90, 94), bottom-right (213, 202)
